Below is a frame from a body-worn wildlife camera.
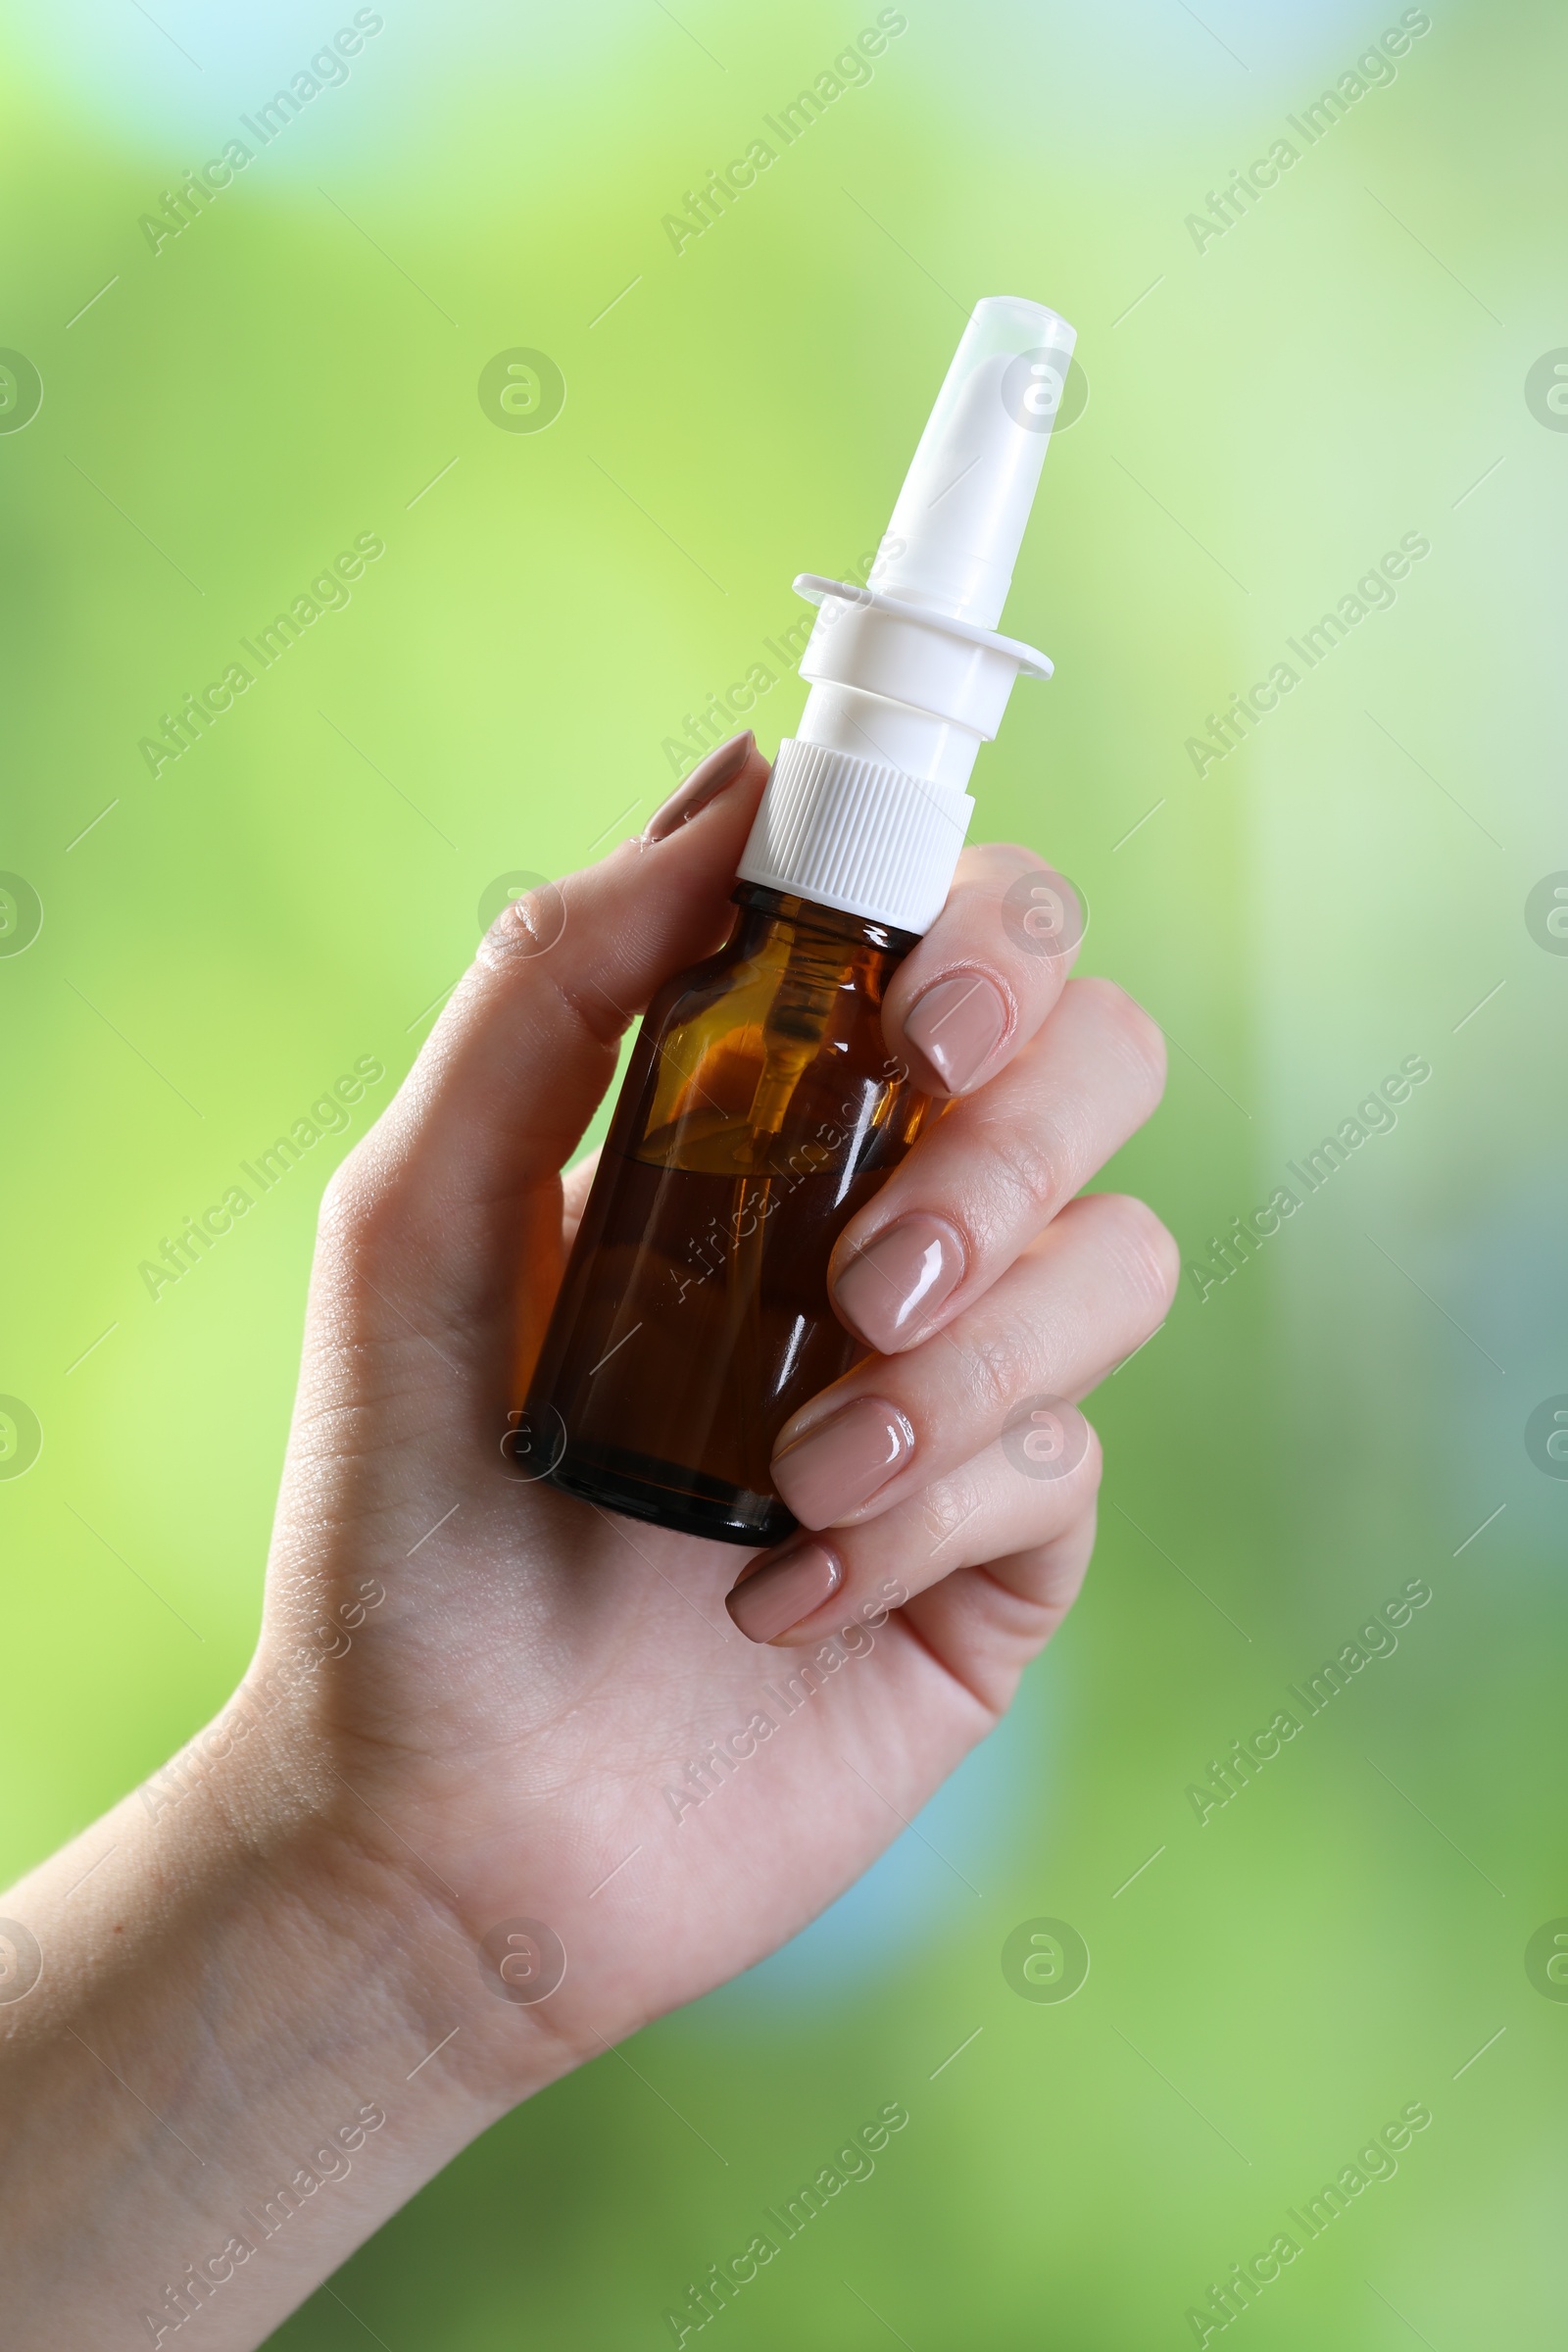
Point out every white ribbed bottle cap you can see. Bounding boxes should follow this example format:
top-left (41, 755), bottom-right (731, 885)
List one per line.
top-left (738, 295), bottom-right (1075, 936)
top-left (737, 740), bottom-right (972, 935)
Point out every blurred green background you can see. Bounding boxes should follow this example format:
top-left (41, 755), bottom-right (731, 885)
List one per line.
top-left (3, 0), bottom-right (1564, 2341)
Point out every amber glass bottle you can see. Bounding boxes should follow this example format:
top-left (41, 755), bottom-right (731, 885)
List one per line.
top-left (521, 292), bottom-right (1077, 1542)
top-left (523, 885), bottom-right (930, 1545)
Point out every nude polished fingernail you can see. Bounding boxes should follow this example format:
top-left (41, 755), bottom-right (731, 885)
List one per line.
top-left (770, 1396), bottom-right (915, 1528)
top-left (833, 1215), bottom-right (965, 1352)
top-left (903, 973), bottom-right (1007, 1093)
top-left (642, 731), bottom-right (757, 843)
top-left (726, 1541), bottom-right (842, 1643)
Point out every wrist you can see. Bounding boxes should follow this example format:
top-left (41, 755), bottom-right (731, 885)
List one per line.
top-left (0, 1674), bottom-right (576, 2346)
top-left (189, 1665), bottom-right (580, 2129)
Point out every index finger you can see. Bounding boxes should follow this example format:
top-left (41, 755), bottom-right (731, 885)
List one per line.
top-left (883, 841), bottom-right (1085, 1098)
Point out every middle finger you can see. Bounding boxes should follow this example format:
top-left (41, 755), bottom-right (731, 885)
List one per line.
top-left (772, 1189), bottom-right (1178, 1531)
top-left (828, 976), bottom-right (1166, 1357)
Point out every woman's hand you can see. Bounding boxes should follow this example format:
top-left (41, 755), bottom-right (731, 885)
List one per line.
top-left (276, 727), bottom-right (1172, 2041)
top-left (0, 730), bottom-right (1173, 2348)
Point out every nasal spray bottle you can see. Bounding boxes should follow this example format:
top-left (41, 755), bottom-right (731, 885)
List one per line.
top-left (526, 295), bottom-right (1076, 1544)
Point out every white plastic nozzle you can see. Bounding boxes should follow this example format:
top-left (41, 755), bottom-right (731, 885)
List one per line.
top-left (737, 295), bottom-right (1075, 936)
top-left (871, 295), bottom-right (1077, 630)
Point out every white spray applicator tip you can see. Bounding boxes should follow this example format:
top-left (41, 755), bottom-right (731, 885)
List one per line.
top-left (871, 295), bottom-right (1077, 631)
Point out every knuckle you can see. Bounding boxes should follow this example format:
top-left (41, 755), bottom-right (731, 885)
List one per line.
top-left (1018, 1509), bottom-right (1100, 1621)
top-left (984, 839), bottom-right (1050, 878)
top-left (1096, 1192), bottom-right (1181, 1312)
top-left (957, 840), bottom-right (1050, 893)
top-left (476, 906), bottom-right (532, 972)
top-left (476, 881), bottom-right (568, 972)
top-left (1074, 976), bottom-right (1167, 1096)
top-left (971, 1112), bottom-right (1064, 1225)
top-left (917, 1464), bottom-right (988, 1553)
top-left (962, 1309), bottom-right (1043, 1419)
top-left (317, 1143), bottom-right (368, 1241)
top-left (317, 1136), bottom-right (408, 1266)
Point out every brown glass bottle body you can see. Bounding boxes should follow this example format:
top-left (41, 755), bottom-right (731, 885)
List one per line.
top-left (522, 884), bottom-right (930, 1545)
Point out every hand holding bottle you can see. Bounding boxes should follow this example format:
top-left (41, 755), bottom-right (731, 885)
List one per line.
top-left (0, 730), bottom-right (1172, 2348)
top-left (265, 721), bottom-right (1173, 2047)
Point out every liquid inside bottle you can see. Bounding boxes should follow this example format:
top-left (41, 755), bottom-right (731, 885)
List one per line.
top-left (522, 884), bottom-right (930, 1544)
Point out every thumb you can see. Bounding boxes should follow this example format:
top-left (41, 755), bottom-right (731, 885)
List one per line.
top-left (320, 731), bottom-right (769, 1335)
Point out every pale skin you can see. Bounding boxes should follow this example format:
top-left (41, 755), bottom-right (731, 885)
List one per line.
top-left (0, 734), bottom-right (1175, 2345)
